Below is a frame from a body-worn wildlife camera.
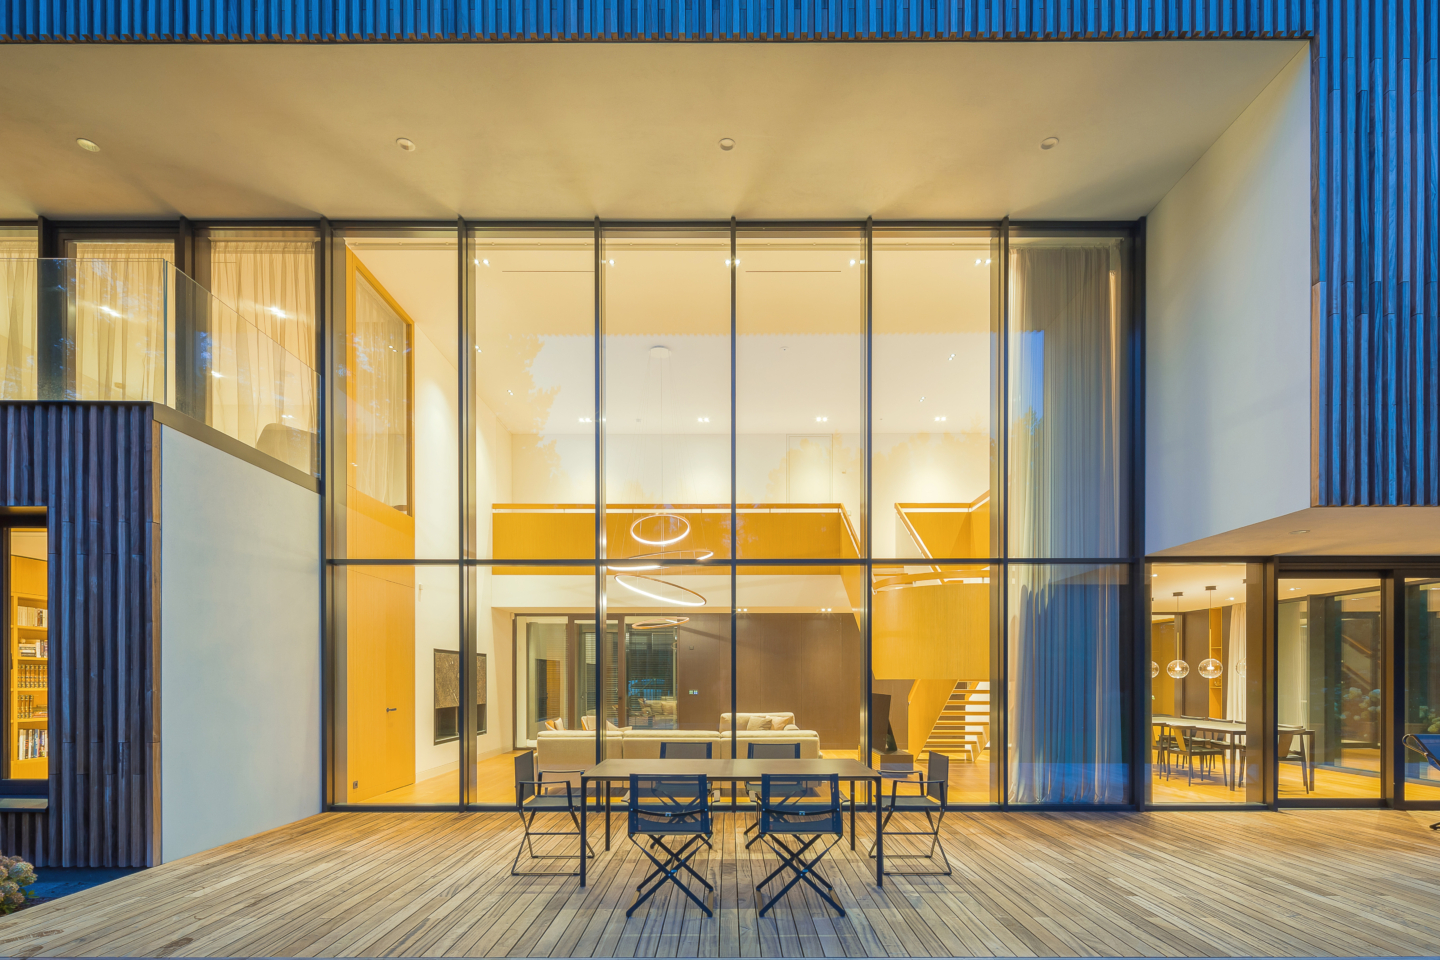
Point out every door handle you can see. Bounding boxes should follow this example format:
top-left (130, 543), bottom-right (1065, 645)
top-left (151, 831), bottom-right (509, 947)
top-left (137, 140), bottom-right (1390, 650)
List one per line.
top-left (386, 707), bottom-right (397, 713)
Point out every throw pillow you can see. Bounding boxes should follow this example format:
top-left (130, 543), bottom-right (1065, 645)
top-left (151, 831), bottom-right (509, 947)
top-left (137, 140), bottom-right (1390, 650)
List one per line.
top-left (746, 715), bottom-right (772, 731)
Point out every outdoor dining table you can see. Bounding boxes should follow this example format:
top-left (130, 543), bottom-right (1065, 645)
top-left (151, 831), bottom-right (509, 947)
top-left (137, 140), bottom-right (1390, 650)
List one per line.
top-left (578, 758), bottom-right (884, 888)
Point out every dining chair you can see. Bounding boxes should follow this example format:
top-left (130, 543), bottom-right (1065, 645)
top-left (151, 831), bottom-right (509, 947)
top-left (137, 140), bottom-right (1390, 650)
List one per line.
top-left (511, 750), bottom-right (593, 876)
top-left (1403, 733), bottom-right (1440, 829)
top-left (627, 774), bottom-right (714, 918)
top-left (742, 741), bottom-right (802, 848)
top-left (1277, 728), bottom-right (1311, 793)
top-left (657, 741), bottom-right (718, 844)
top-left (868, 751), bottom-right (951, 875)
top-left (1174, 727), bottom-right (1227, 786)
top-left (754, 773), bottom-right (846, 918)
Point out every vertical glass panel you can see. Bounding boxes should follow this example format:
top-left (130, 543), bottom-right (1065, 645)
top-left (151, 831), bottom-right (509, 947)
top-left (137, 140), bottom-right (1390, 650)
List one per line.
top-left (735, 566), bottom-right (861, 781)
top-left (470, 229), bottom-right (596, 561)
top-left (69, 242), bottom-right (173, 402)
top-left (6, 527), bottom-right (48, 780)
top-left (1146, 563), bottom-right (1257, 805)
top-left (871, 563), bottom-right (996, 803)
top-left (340, 235), bottom-right (458, 559)
top-left (199, 232), bottom-right (318, 475)
top-left (735, 228), bottom-right (864, 559)
top-left (1277, 577), bottom-right (1383, 799)
top-left (602, 228), bottom-right (731, 561)
top-left (343, 564), bottom-right (460, 804)
top-left (1404, 579), bottom-right (1440, 802)
top-left (1008, 233), bottom-right (1130, 559)
top-left (872, 229), bottom-right (998, 560)
top-left (475, 565), bottom-right (598, 803)
top-left (606, 565), bottom-right (732, 782)
top-left (0, 227), bottom-right (38, 400)
top-left (1008, 563), bottom-right (1129, 804)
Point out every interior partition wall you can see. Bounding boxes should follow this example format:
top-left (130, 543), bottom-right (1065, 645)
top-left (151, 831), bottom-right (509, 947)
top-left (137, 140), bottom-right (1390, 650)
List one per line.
top-left (324, 218), bottom-right (1140, 810)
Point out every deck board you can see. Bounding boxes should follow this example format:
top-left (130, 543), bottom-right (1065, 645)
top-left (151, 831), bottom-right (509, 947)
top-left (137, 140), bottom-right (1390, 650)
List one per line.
top-left (2, 808), bottom-right (1439, 957)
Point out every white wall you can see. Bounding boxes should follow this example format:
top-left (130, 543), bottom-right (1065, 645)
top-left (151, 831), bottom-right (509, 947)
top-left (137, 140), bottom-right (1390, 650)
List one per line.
top-left (159, 427), bottom-right (320, 863)
top-left (1145, 48), bottom-right (1311, 554)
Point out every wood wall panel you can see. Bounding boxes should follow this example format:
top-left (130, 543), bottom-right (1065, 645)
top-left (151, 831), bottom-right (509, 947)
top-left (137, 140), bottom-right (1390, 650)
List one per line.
top-left (0, 403), bottom-right (157, 867)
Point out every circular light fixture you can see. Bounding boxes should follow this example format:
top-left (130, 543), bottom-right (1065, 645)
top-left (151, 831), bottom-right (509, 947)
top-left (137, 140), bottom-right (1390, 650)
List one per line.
top-left (607, 548), bottom-right (715, 572)
top-left (76, 138), bottom-right (101, 153)
top-left (630, 514), bottom-right (691, 547)
top-left (649, 345), bottom-right (671, 359)
top-left (630, 616), bottom-right (689, 630)
top-left (1199, 658), bottom-right (1223, 680)
top-left (718, 138), bottom-right (735, 151)
top-left (1151, 661), bottom-right (1159, 679)
top-left (1234, 661), bottom-right (1247, 679)
top-left (1290, 529), bottom-right (1309, 534)
top-left (613, 574), bottom-right (706, 607)
top-left (1040, 136), bottom-right (1060, 150)
top-left (1166, 659), bottom-right (1190, 679)
top-left (396, 137), bottom-right (417, 152)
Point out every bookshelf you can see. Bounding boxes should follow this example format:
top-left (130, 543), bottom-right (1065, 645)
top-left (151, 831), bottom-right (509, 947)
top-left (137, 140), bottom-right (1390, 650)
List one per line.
top-left (9, 556), bottom-right (48, 780)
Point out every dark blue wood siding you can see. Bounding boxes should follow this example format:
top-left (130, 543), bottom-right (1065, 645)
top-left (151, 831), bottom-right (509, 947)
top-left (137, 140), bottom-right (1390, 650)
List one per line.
top-left (0, 404), bottom-right (158, 868)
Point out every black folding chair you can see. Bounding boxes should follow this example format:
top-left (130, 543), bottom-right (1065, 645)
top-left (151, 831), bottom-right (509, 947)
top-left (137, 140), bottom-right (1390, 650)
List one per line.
top-left (754, 773), bottom-right (845, 918)
top-left (1403, 733), bottom-right (1440, 829)
top-left (868, 751), bottom-right (951, 876)
top-left (627, 774), bottom-right (715, 918)
top-left (511, 750), bottom-right (593, 876)
top-left (659, 741), bottom-right (712, 759)
top-left (743, 741), bottom-right (802, 848)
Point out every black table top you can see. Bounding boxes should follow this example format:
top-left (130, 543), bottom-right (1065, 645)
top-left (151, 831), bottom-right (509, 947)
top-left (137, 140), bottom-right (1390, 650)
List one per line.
top-left (581, 758), bottom-right (880, 780)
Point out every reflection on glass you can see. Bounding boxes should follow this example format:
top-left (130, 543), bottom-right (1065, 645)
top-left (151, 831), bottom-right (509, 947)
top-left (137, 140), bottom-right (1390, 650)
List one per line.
top-left (603, 229), bottom-right (731, 559)
top-left (1008, 563), bottom-right (1128, 804)
top-left (344, 565), bottom-right (460, 804)
top-left (0, 228), bottom-right (38, 400)
top-left (342, 237), bottom-right (458, 559)
top-left (471, 230), bottom-right (596, 560)
top-left (1147, 563), bottom-right (1254, 805)
top-left (1277, 578), bottom-right (1383, 799)
top-left (69, 242), bottom-right (173, 403)
top-left (873, 230), bottom-right (997, 560)
top-left (1405, 580), bottom-right (1440, 801)
top-left (871, 563), bottom-right (994, 803)
top-left (735, 229), bottom-right (863, 558)
top-left (6, 528), bottom-right (48, 780)
top-left (1008, 234), bottom-right (1129, 559)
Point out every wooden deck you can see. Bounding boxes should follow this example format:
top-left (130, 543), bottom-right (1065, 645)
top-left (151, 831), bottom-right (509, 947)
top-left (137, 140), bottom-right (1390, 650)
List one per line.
top-left (2, 807), bottom-right (1439, 957)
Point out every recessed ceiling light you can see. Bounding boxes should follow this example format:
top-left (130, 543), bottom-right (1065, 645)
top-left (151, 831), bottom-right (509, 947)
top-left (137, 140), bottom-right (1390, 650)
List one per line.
top-left (718, 138), bottom-right (735, 151)
top-left (1040, 137), bottom-right (1060, 150)
top-left (76, 138), bottom-right (100, 153)
top-left (1290, 529), bottom-right (1310, 534)
top-left (396, 137), bottom-right (416, 152)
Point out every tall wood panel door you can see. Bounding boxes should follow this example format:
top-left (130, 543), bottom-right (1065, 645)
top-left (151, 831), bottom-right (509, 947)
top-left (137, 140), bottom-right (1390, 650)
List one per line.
top-left (345, 565), bottom-right (416, 802)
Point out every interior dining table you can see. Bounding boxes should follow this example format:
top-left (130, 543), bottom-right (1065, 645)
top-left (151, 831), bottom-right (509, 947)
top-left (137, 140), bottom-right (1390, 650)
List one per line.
top-left (577, 757), bottom-right (884, 887)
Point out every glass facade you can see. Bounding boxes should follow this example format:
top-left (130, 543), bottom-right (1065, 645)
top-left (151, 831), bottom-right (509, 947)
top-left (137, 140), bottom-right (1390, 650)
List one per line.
top-left (326, 218), bottom-right (1139, 809)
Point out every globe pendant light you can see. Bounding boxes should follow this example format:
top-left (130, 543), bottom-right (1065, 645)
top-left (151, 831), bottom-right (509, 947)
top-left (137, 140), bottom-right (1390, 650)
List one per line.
top-left (1151, 661), bottom-right (1159, 678)
top-left (1198, 585), bottom-right (1223, 679)
top-left (1166, 591), bottom-right (1190, 679)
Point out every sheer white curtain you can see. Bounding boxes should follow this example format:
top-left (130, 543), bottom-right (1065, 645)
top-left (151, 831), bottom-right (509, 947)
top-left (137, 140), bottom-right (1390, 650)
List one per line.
top-left (71, 242), bottom-right (172, 401)
top-left (352, 273), bottom-right (409, 508)
top-left (207, 240), bottom-right (317, 473)
top-left (0, 237), bottom-right (38, 399)
top-left (1226, 603), bottom-right (1247, 722)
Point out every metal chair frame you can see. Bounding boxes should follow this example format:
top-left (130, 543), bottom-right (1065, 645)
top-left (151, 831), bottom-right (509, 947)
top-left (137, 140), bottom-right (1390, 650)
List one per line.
top-left (755, 773), bottom-right (845, 918)
top-left (867, 751), bottom-right (951, 876)
top-left (626, 774), bottom-right (715, 918)
top-left (742, 741), bottom-right (802, 849)
top-left (1403, 733), bottom-right (1440, 829)
top-left (511, 751), bottom-right (594, 877)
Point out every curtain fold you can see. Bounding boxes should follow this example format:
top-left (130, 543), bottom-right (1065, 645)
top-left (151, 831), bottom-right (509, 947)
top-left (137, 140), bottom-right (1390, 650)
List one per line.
top-left (71, 242), bottom-right (172, 402)
top-left (1226, 603), bottom-right (1247, 722)
top-left (0, 239), bottom-right (38, 399)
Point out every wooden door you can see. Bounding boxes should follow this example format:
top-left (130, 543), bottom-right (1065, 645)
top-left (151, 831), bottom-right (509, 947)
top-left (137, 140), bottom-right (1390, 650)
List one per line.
top-left (346, 566), bottom-right (416, 802)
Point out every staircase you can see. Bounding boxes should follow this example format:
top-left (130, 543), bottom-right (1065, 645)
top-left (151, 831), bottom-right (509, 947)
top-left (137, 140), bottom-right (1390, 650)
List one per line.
top-left (923, 681), bottom-right (990, 763)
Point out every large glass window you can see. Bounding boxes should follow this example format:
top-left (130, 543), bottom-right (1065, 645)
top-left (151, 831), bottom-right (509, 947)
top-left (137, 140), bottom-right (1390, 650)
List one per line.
top-left (5, 527), bottom-right (48, 781)
top-left (1405, 578), bottom-right (1440, 802)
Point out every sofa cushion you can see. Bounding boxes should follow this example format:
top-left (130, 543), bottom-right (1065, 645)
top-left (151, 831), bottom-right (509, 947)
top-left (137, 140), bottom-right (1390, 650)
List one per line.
top-left (745, 715), bottom-right (772, 731)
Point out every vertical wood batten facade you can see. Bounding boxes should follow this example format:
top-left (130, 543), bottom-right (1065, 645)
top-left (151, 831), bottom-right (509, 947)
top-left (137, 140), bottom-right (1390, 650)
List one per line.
top-left (0, 403), bottom-right (157, 867)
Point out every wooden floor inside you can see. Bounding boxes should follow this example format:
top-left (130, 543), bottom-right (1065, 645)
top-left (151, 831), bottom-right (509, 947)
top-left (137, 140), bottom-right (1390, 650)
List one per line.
top-left (5, 807), bottom-right (1440, 957)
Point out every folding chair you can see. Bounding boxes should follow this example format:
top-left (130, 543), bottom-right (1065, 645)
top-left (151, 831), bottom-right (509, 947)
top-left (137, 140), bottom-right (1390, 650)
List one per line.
top-left (868, 751), bottom-right (951, 876)
top-left (743, 741), bottom-right (802, 848)
top-left (754, 773), bottom-right (845, 918)
top-left (511, 750), bottom-right (593, 876)
top-left (627, 774), bottom-right (715, 918)
top-left (1403, 733), bottom-right (1440, 829)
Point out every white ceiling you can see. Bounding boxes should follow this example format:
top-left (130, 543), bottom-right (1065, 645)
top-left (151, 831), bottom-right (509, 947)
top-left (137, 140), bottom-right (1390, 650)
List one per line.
top-left (0, 40), bottom-right (1304, 220)
top-left (1150, 506), bottom-right (1440, 558)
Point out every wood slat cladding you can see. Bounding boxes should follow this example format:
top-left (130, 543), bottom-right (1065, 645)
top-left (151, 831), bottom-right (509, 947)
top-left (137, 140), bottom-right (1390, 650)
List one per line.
top-left (0, 403), bottom-right (158, 867)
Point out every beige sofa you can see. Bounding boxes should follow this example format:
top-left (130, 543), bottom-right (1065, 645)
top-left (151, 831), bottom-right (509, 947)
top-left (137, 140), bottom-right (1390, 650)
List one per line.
top-left (534, 726), bottom-right (822, 787)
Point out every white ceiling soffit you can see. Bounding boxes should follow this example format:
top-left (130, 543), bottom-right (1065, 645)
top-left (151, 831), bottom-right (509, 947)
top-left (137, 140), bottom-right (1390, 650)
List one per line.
top-left (0, 40), bottom-right (1304, 221)
top-left (1149, 506), bottom-right (1440, 558)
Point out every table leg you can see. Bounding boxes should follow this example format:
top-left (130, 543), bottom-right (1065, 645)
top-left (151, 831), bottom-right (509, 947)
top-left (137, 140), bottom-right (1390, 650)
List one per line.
top-left (580, 778), bottom-right (588, 887)
top-left (604, 781), bottom-right (612, 851)
top-left (873, 779), bottom-right (883, 887)
top-left (849, 779), bottom-right (856, 851)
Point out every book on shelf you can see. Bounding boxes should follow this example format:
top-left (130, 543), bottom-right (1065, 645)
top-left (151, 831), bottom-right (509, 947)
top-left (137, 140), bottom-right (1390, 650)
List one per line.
top-left (16, 727), bottom-right (48, 761)
top-left (14, 606), bottom-right (47, 628)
